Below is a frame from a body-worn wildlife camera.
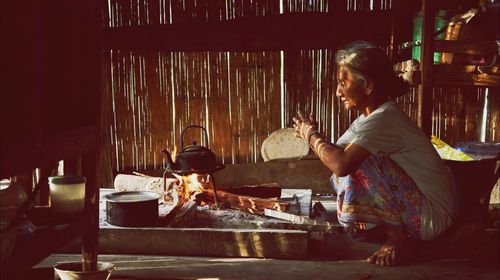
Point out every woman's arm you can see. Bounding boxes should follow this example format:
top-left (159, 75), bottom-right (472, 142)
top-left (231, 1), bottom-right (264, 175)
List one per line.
top-left (293, 111), bottom-right (370, 176)
top-left (309, 133), bottom-right (370, 177)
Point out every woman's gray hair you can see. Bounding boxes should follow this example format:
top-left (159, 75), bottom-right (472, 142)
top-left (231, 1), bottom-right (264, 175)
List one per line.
top-left (335, 41), bottom-right (409, 99)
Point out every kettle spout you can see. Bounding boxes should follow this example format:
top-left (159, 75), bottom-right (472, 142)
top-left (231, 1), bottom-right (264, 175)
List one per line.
top-left (162, 149), bottom-right (176, 170)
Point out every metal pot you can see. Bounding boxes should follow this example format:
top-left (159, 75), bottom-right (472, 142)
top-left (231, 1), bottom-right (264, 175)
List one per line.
top-left (104, 191), bottom-right (160, 227)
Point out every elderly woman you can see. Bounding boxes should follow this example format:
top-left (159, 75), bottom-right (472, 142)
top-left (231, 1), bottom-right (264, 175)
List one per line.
top-left (293, 41), bottom-right (456, 266)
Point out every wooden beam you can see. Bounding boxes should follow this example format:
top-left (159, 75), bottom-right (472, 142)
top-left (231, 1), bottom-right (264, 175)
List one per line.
top-left (81, 150), bottom-right (99, 271)
top-left (102, 12), bottom-right (392, 51)
top-left (418, 0), bottom-right (435, 135)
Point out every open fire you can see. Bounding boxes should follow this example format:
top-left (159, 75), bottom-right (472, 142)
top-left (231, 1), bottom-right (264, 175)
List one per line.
top-left (173, 173), bottom-right (207, 201)
top-left (159, 172), bottom-right (292, 228)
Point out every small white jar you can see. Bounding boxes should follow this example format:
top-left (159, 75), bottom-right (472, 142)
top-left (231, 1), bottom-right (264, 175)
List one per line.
top-left (49, 176), bottom-right (86, 215)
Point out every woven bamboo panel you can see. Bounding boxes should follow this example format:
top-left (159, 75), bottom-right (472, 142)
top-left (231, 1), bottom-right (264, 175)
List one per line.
top-left (100, 0), bottom-right (498, 184)
top-left (102, 50), bottom-right (282, 173)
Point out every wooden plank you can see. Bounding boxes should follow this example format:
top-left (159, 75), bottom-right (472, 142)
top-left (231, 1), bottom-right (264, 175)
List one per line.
top-left (398, 70), bottom-right (500, 88)
top-left (435, 72), bottom-right (500, 87)
top-left (434, 40), bottom-right (498, 56)
top-left (102, 12), bottom-right (392, 51)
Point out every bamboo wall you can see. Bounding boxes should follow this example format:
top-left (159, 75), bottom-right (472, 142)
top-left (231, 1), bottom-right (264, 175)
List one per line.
top-left (101, 0), bottom-right (499, 185)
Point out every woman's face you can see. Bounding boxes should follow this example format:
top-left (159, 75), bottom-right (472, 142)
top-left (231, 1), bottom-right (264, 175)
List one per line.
top-left (336, 66), bottom-right (369, 111)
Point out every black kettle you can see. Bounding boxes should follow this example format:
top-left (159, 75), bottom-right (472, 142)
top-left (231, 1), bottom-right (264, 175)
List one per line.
top-left (162, 125), bottom-right (224, 175)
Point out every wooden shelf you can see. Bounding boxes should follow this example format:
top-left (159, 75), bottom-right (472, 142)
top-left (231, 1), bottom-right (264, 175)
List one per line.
top-left (434, 40), bottom-right (498, 56)
top-left (396, 39), bottom-right (499, 88)
top-left (0, 125), bottom-right (98, 178)
top-left (399, 67), bottom-right (500, 87)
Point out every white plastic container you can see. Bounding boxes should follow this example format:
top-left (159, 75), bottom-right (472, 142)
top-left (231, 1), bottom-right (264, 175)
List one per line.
top-left (49, 176), bottom-right (86, 215)
top-left (54, 261), bottom-right (115, 280)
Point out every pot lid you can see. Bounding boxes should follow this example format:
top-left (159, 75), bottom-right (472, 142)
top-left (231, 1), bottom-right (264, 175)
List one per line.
top-left (182, 144), bottom-right (212, 152)
top-left (261, 128), bottom-right (310, 162)
top-left (104, 191), bottom-right (160, 203)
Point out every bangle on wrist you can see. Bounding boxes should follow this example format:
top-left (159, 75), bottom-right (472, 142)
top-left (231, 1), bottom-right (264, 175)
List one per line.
top-left (307, 130), bottom-right (320, 143)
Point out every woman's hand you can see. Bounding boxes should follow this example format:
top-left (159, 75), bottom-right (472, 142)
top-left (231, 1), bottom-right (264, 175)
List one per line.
top-left (292, 111), bottom-right (319, 143)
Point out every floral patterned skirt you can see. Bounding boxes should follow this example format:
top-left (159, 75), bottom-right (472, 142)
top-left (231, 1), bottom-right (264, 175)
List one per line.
top-left (330, 154), bottom-right (424, 239)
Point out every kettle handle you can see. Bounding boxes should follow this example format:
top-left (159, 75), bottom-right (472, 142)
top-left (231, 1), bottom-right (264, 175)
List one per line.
top-left (180, 125), bottom-right (209, 149)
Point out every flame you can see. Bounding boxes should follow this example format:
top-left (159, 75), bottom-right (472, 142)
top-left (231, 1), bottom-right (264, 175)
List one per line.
top-left (173, 173), bottom-right (207, 200)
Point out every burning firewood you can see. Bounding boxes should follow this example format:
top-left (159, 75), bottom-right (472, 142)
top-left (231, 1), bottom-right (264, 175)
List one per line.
top-left (118, 172), bottom-right (291, 226)
top-left (202, 188), bottom-right (289, 215)
top-left (163, 173), bottom-right (290, 223)
top-left (160, 197), bottom-right (198, 227)
top-left (158, 174), bottom-right (212, 227)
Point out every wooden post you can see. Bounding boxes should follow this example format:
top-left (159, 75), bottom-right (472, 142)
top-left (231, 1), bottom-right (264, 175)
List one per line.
top-left (81, 151), bottom-right (99, 271)
top-left (418, 0), bottom-right (434, 136)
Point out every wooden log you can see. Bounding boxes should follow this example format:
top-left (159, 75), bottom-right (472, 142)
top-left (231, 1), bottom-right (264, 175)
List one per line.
top-left (160, 197), bottom-right (198, 227)
top-left (203, 189), bottom-right (289, 215)
top-left (220, 182), bottom-right (282, 198)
